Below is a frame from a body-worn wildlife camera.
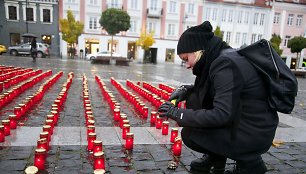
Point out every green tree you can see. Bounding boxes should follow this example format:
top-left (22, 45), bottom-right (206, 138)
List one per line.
top-left (99, 8), bottom-right (130, 57)
top-left (59, 10), bottom-right (84, 58)
top-left (270, 34), bottom-right (283, 56)
top-left (287, 36), bottom-right (306, 69)
top-left (214, 26), bottom-right (223, 38)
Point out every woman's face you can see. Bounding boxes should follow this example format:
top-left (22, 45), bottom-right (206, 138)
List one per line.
top-left (179, 52), bottom-right (197, 69)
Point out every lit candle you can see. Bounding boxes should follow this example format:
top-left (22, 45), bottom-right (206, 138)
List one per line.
top-left (93, 169), bottom-right (106, 174)
top-left (2, 120), bottom-right (10, 136)
top-left (122, 124), bottom-right (130, 139)
top-left (42, 125), bottom-right (52, 136)
top-left (94, 152), bottom-right (105, 170)
top-left (88, 133), bottom-right (96, 151)
top-left (172, 137), bottom-right (182, 156)
top-left (155, 116), bottom-right (162, 129)
top-left (93, 140), bottom-right (103, 154)
top-left (150, 111), bottom-right (157, 124)
top-left (125, 133), bottom-right (134, 150)
top-left (170, 128), bottom-right (179, 143)
top-left (24, 166), bottom-right (39, 174)
top-left (142, 106), bottom-right (148, 118)
top-left (87, 125), bottom-right (95, 135)
top-left (40, 132), bottom-right (50, 145)
top-left (0, 125), bottom-right (5, 142)
top-left (9, 114), bottom-right (17, 129)
top-left (37, 138), bottom-right (48, 151)
top-left (34, 148), bottom-right (46, 170)
top-left (162, 121), bottom-right (169, 135)
top-left (113, 108), bottom-right (120, 121)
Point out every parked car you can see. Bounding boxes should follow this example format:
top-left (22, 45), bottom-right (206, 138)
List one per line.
top-left (8, 43), bottom-right (49, 58)
top-left (86, 51), bottom-right (121, 61)
top-left (0, 44), bottom-right (7, 55)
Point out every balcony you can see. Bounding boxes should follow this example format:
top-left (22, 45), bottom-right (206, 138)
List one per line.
top-left (107, 3), bottom-right (123, 9)
top-left (147, 8), bottom-right (163, 18)
top-left (29, 0), bottom-right (58, 3)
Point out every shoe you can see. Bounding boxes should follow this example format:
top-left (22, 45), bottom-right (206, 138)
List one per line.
top-left (225, 158), bottom-right (267, 174)
top-left (190, 154), bottom-right (226, 174)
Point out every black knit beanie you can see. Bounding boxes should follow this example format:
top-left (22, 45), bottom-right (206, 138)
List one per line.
top-left (177, 21), bottom-right (214, 54)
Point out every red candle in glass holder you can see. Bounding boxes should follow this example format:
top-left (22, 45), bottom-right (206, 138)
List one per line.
top-left (34, 148), bottom-right (46, 170)
top-left (87, 125), bottom-right (95, 135)
top-left (45, 119), bottom-right (54, 134)
top-left (88, 133), bottom-right (96, 151)
top-left (122, 124), bottom-right (130, 139)
top-left (93, 140), bottom-right (103, 154)
top-left (94, 151), bottom-right (105, 169)
top-left (172, 137), bottom-right (182, 156)
top-left (142, 106), bottom-right (148, 118)
top-left (9, 114), bottom-right (17, 129)
top-left (155, 116), bottom-right (162, 129)
top-left (2, 120), bottom-right (10, 136)
top-left (0, 125), bottom-right (5, 142)
top-left (125, 133), bottom-right (134, 150)
top-left (88, 120), bottom-right (95, 126)
top-left (162, 121), bottom-right (169, 135)
top-left (37, 138), bottom-right (48, 151)
top-left (170, 128), bottom-right (179, 143)
top-left (50, 111), bottom-right (59, 124)
top-left (150, 111), bottom-right (157, 124)
top-left (119, 114), bottom-right (127, 128)
top-left (113, 108), bottom-right (120, 121)
top-left (42, 125), bottom-right (52, 137)
top-left (14, 106), bottom-right (21, 119)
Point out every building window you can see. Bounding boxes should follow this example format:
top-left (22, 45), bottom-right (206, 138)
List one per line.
top-left (253, 13), bottom-right (259, 25)
top-left (10, 33), bottom-right (20, 46)
top-left (43, 9), bottom-right (51, 23)
top-left (169, 1), bottom-right (176, 13)
top-left (226, 32), bottom-right (231, 43)
top-left (284, 35), bottom-right (291, 46)
top-left (228, 10), bottom-right (233, 22)
top-left (287, 14), bottom-right (294, 26)
top-left (242, 33), bottom-right (247, 44)
top-left (42, 35), bottom-right (51, 45)
top-left (187, 3), bottom-right (194, 15)
top-left (296, 15), bottom-right (303, 26)
top-left (274, 12), bottom-right (280, 24)
top-left (68, 0), bottom-right (75, 3)
top-left (130, 20), bottom-right (136, 32)
top-left (251, 34), bottom-right (256, 43)
top-left (258, 34), bottom-right (262, 41)
top-left (259, 14), bottom-right (265, 25)
top-left (89, 0), bottom-right (97, 5)
top-left (237, 11), bottom-right (242, 23)
top-left (221, 9), bottom-right (227, 22)
top-left (150, 0), bottom-right (157, 11)
top-left (148, 22), bottom-right (156, 33)
top-left (244, 11), bottom-right (249, 24)
top-left (8, 6), bottom-right (17, 20)
top-left (26, 8), bottom-right (34, 21)
top-left (130, 0), bottom-right (138, 9)
top-left (212, 8), bottom-right (217, 21)
top-left (235, 32), bottom-right (241, 44)
top-left (89, 17), bottom-right (97, 29)
top-left (167, 24), bottom-right (175, 36)
top-left (205, 8), bottom-right (211, 20)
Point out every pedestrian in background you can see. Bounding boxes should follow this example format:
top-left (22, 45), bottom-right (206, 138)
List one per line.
top-left (30, 38), bottom-right (37, 60)
top-left (158, 21), bottom-right (278, 174)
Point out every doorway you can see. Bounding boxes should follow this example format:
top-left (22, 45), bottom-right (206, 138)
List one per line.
top-left (85, 39), bottom-right (100, 55)
top-left (128, 42), bottom-right (136, 60)
top-left (144, 48), bottom-right (157, 64)
top-left (165, 49), bottom-right (175, 62)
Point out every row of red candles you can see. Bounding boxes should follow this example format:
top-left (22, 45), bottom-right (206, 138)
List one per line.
top-left (142, 81), bottom-right (171, 101)
top-left (33, 72), bottom-right (73, 171)
top-left (97, 76), bottom-right (135, 149)
top-left (0, 70), bottom-right (51, 109)
top-left (0, 66), bottom-right (15, 74)
top-left (158, 83), bottom-right (175, 93)
top-left (83, 75), bottom-right (106, 173)
top-left (1, 69), bottom-right (41, 91)
top-left (0, 66), bottom-right (27, 81)
top-left (0, 71), bottom-right (63, 143)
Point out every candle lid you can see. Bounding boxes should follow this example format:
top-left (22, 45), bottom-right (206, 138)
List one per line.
top-left (174, 137), bottom-right (182, 142)
top-left (88, 133), bottom-right (96, 137)
top-left (35, 148), bottom-right (46, 154)
top-left (126, 133), bottom-right (134, 138)
top-left (85, 107), bottom-right (92, 111)
top-left (47, 115), bottom-right (54, 119)
top-left (88, 120), bottom-right (95, 124)
top-left (123, 124), bottom-right (130, 128)
top-left (52, 104), bottom-right (58, 107)
top-left (51, 110), bottom-right (58, 114)
top-left (94, 151), bottom-right (104, 158)
top-left (120, 113), bottom-right (126, 117)
top-left (87, 125), bottom-right (95, 130)
top-left (2, 120), bottom-right (9, 124)
top-left (38, 138), bottom-right (47, 143)
top-left (114, 108), bottom-right (120, 112)
top-left (143, 106), bottom-right (148, 109)
top-left (14, 106), bottom-right (21, 109)
top-left (19, 104), bottom-right (25, 107)
top-left (40, 132), bottom-right (49, 136)
top-left (0, 125), bottom-right (4, 130)
top-left (123, 120), bottom-right (129, 124)
top-left (85, 103), bottom-right (91, 107)
top-left (25, 166), bottom-right (38, 174)
top-left (87, 115), bottom-right (94, 120)
top-left (54, 99), bottom-right (60, 103)
top-left (171, 128), bottom-right (178, 131)
top-left (93, 140), bottom-right (102, 145)
top-left (9, 114), bottom-right (16, 118)
top-left (151, 111), bottom-right (157, 114)
top-left (162, 121), bottom-right (169, 125)
top-left (93, 169), bottom-right (106, 174)
top-left (45, 119), bottom-right (53, 124)
top-left (86, 111), bottom-right (93, 114)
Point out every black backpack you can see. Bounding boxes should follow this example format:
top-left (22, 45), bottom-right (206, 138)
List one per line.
top-left (237, 39), bottom-right (298, 114)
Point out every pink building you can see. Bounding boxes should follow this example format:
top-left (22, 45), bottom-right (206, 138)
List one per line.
top-left (272, 0), bottom-right (306, 69)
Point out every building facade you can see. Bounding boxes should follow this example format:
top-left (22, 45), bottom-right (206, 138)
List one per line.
top-left (272, 0), bottom-right (306, 69)
top-left (0, 0), bottom-right (59, 56)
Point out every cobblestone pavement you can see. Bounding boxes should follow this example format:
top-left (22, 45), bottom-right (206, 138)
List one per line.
top-left (0, 55), bottom-right (305, 174)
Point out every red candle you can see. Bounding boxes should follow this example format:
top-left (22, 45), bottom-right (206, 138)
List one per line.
top-left (0, 125), bottom-right (5, 142)
top-left (113, 108), bottom-right (120, 121)
top-left (37, 138), bottom-right (48, 151)
top-left (9, 114), bottom-right (17, 129)
top-left (2, 120), bottom-right (10, 136)
top-left (125, 133), bottom-right (134, 150)
top-left (88, 133), bottom-right (96, 151)
top-left (150, 111), bottom-right (157, 124)
top-left (45, 119), bottom-right (54, 134)
top-left (93, 140), bottom-right (103, 154)
top-left (94, 151), bottom-right (105, 170)
top-left (170, 128), bottom-right (179, 143)
top-left (34, 148), bottom-right (46, 170)
top-left (43, 125), bottom-right (52, 136)
top-left (172, 137), bottom-right (182, 156)
top-left (14, 106), bottom-right (21, 119)
top-left (155, 116), bottom-right (162, 129)
top-left (88, 119), bottom-right (95, 126)
top-left (119, 114), bottom-right (127, 128)
top-left (40, 132), bottom-right (50, 148)
top-left (162, 121), bottom-right (169, 135)
top-left (122, 124), bottom-right (130, 139)
top-left (87, 125), bottom-right (95, 135)
top-left (142, 106), bottom-right (148, 118)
